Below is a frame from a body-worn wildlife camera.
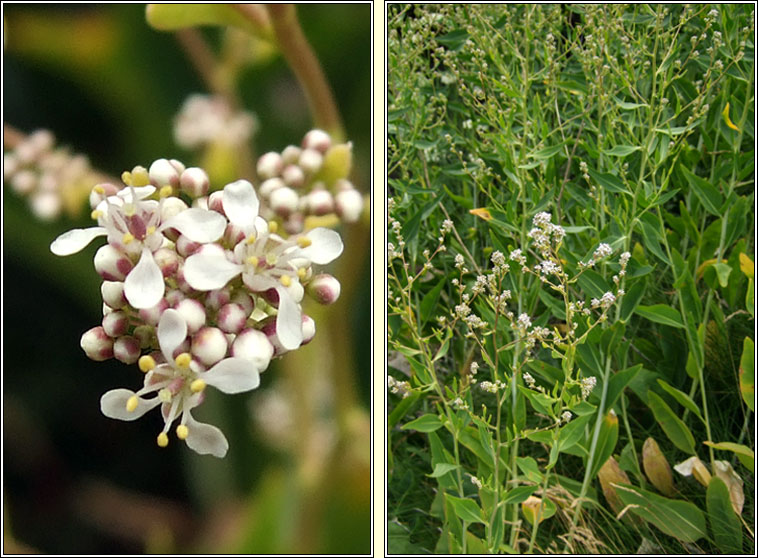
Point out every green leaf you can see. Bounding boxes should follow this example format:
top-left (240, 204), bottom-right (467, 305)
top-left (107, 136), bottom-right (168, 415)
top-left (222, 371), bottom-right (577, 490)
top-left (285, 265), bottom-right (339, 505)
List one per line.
top-left (502, 485), bottom-right (540, 505)
top-left (575, 269), bottom-right (611, 299)
top-left (420, 277), bottom-right (446, 326)
top-left (706, 477), bottom-right (743, 554)
top-left (586, 168), bottom-right (630, 194)
top-left (647, 391), bottom-right (696, 454)
top-left (145, 4), bottom-right (271, 39)
top-left (446, 494), bottom-right (486, 525)
top-left (429, 463), bottom-right (459, 478)
top-left (614, 484), bottom-right (706, 542)
top-left (529, 143), bottom-right (566, 160)
top-left (388, 390), bottom-right (421, 429)
top-left (739, 337), bottom-right (754, 411)
top-left (703, 441), bottom-right (754, 473)
top-left (615, 98), bottom-right (648, 110)
top-left (680, 166), bottom-right (724, 216)
top-left (635, 304), bottom-right (684, 329)
top-left (712, 262), bottom-right (733, 288)
top-left (605, 145), bottom-right (642, 157)
top-left (516, 456), bottom-right (544, 484)
top-left (402, 414), bottom-right (443, 433)
top-left (435, 29), bottom-right (469, 50)
top-left (619, 279), bottom-right (646, 323)
top-left (589, 412), bottom-right (619, 480)
top-left (656, 379), bottom-right (704, 424)
top-left (400, 196), bottom-right (439, 242)
top-left (605, 364), bottom-right (643, 411)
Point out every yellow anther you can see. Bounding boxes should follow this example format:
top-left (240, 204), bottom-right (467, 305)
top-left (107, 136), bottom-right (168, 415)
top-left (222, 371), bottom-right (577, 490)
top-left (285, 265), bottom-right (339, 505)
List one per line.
top-left (158, 388), bottom-right (172, 403)
top-left (176, 424), bottom-right (189, 440)
top-left (266, 253), bottom-right (278, 266)
top-left (246, 233), bottom-right (257, 245)
top-left (175, 352), bottom-right (192, 369)
top-left (268, 220), bottom-right (279, 234)
top-left (190, 379), bottom-right (206, 393)
top-left (90, 209), bottom-right (104, 220)
top-left (131, 166), bottom-right (150, 186)
top-left (246, 256), bottom-right (260, 267)
top-left (146, 226), bottom-right (156, 236)
top-left (126, 395), bottom-right (139, 413)
top-left (297, 267), bottom-right (308, 280)
top-left (297, 236), bottom-right (312, 248)
top-left (123, 203), bottom-right (136, 217)
top-left (121, 171), bottom-right (133, 186)
top-left (157, 432), bottom-right (169, 447)
top-left (280, 275), bottom-right (292, 287)
top-left (93, 185), bottom-right (105, 195)
top-left (159, 185), bottom-right (173, 198)
top-left (122, 232), bottom-right (135, 245)
top-left (138, 355), bottom-right (156, 373)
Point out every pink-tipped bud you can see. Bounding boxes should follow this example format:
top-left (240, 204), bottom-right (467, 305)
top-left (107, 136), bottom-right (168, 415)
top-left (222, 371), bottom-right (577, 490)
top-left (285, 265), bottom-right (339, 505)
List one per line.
top-left (11, 170), bottom-right (37, 195)
top-left (138, 298), bottom-right (169, 326)
top-left (172, 339), bottom-right (191, 360)
top-left (114, 335), bottom-right (140, 364)
top-left (174, 298), bottom-right (206, 334)
top-left (302, 129), bottom-right (331, 153)
top-left (284, 214), bottom-right (305, 235)
top-left (306, 274), bottom-right (341, 305)
top-left (205, 287), bottom-right (231, 311)
top-left (232, 291), bottom-right (255, 314)
top-left (165, 289), bottom-right (185, 307)
top-left (307, 188), bottom-right (334, 216)
top-left (281, 145), bottom-right (302, 164)
top-left (270, 186), bottom-right (299, 217)
top-left (94, 245), bottom-right (133, 281)
top-left (224, 223), bottom-right (246, 246)
top-left (191, 327), bottom-right (229, 366)
top-left (80, 326), bottom-right (114, 361)
top-left (102, 310), bottom-right (129, 337)
top-left (208, 191), bottom-right (225, 214)
top-left (259, 177), bottom-right (286, 199)
top-left (30, 191), bottom-right (62, 221)
top-left (149, 158), bottom-right (182, 188)
top-left (257, 152), bottom-right (283, 179)
top-left (259, 320), bottom-right (288, 357)
top-left (301, 314), bottom-right (316, 345)
top-left (298, 148), bottom-right (323, 175)
top-left (175, 234), bottom-right (201, 258)
top-left (159, 196), bottom-right (189, 226)
top-left (335, 188), bottom-right (364, 223)
top-left (101, 281), bottom-right (126, 309)
top-left (232, 328), bottom-right (274, 372)
top-left (218, 303), bottom-right (247, 333)
top-left (180, 167), bottom-right (210, 198)
top-left (89, 182), bottom-right (119, 209)
top-left (154, 247), bottom-right (180, 277)
top-left (281, 164), bottom-right (305, 188)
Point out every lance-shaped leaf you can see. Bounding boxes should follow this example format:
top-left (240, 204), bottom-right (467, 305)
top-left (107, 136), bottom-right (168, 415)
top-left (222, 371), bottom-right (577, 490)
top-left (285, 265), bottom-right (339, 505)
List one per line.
top-left (707, 476), bottom-right (743, 554)
top-left (642, 437), bottom-right (676, 496)
top-left (739, 337), bottom-right (754, 412)
top-left (647, 391), bottom-right (696, 455)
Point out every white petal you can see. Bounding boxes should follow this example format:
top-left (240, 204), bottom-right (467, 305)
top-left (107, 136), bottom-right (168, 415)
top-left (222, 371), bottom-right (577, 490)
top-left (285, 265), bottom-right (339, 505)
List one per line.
top-left (163, 208), bottom-right (226, 243)
top-left (673, 456), bottom-right (697, 476)
top-left (276, 286), bottom-right (303, 350)
top-left (157, 308), bottom-right (188, 361)
top-left (100, 388), bottom-right (160, 421)
top-left (202, 357), bottom-right (260, 393)
top-left (50, 227), bottom-right (107, 255)
top-left (117, 185), bottom-right (156, 201)
top-left (184, 415), bottom-right (229, 458)
top-left (222, 180), bottom-right (259, 229)
top-left (242, 273), bottom-right (278, 292)
top-left (302, 227), bottom-right (343, 264)
top-left (124, 247), bottom-right (165, 309)
top-left (184, 253), bottom-right (243, 291)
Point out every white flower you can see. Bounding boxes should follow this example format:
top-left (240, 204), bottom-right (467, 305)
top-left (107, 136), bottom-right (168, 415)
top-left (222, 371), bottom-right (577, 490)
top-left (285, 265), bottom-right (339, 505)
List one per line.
top-left (50, 184), bottom-right (226, 309)
top-left (593, 243), bottom-right (613, 260)
top-left (183, 180), bottom-right (343, 350)
top-left (100, 309), bottom-right (262, 457)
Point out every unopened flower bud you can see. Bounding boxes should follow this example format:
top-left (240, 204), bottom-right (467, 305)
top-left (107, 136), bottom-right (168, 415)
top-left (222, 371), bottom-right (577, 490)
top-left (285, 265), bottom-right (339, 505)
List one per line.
top-left (159, 196), bottom-right (189, 225)
top-left (298, 148), bottom-right (323, 175)
top-left (154, 247), bottom-right (180, 277)
top-left (218, 303), bottom-right (248, 333)
top-left (80, 326), bottom-right (114, 361)
top-left (164, 289), bottom-right (185, 307)
top-left (94, 245), bottom-right (133, 281)
top-left (175, 234), bottom-right (201, 258)
top-left (301, 314), bottom-right (316, 344)
top-left (101, 281), bottom-right (126, 309)
top-left (231, 291), bottom-right (255, 315)
top-left (335, 188), bottom-right (363, 223)
top-left (281, 145), bottom-right (302, 164)
top-left (11, 170), bottom-right (37, 195)
top-left (270, 186), bottom-right (299, 217)
top-left (232, 328), bottom-right (274, 371)
top-left (281, 164), bottom-right (305, 188)
top-left (307, 188), bottom-right (334, 215)
top-left (174, 298), bottom-right (206, 333)
top-left (89, 182), bottom-right (119, 208)
top-left (114, 335), bottom-right (140, 364)
top-left (306, 274), bottom-right (341, 304)
top-left (208, 191), bottom-right (225, 214)
top-left (102, 310), bottom-right (129, 337)
top-left (224, 223), bottom-right (246, 246)
top-left (191, 327), bottom-right (228, 366)
top-left (138, 298), bottom-right (169, 326)
top-left (302, 129), bottom-right (331, 153)
top-left (257, 152), bottom-right (283, 179)
top-left (259, 177), bottom-right (286, 199)
top-left (149, 158), bottom-right (182, 188)
top-left (180, 167), bottom-right (210, 198)
top-left (205, 287), bottom-right (231, 311)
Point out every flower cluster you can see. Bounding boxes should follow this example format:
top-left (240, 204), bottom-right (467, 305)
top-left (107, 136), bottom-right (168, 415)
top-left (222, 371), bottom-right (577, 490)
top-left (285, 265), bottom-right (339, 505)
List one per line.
top-left (4, 129), bottom-right (96, 220)
top-left (51, 159), bottom-right (344, 456)
top-left (255, 129), bottom-right (364, 233)
top-left (174, 94), bottom-right (258, 150)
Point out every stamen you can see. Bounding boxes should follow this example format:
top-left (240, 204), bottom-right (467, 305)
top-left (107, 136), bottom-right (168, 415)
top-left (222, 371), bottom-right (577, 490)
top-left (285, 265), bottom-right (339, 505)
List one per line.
top-left (159, 185), bottom-right (173, 198)
top-left (138, 355), bottom-right (156, 373)
top-left (131, 167), bottom-right (149, 186)
top-left (93, 185), bottom-right (105, 195)
top-left (146, 226), bottom-right (156, 236)
top-left (122, 233), bottom-right (135, 245)
top-left (157, 432), bottom-right (169, 447)
top-left (121, 171), bottom-right (133, 186)
top-left (297, 267), bottom-right (307, 280)
top-left (297, 237), bottom-right (312, 248)
top-left (126, 395), bottom-right (139, 412)
top-left (246, 256), bottom-right (260, 267)
top-left (190, 379), bottom-right (206, 393)
top-left (280, 275), bottom-right (292, 287)
top-left (266, 253), bottom-right (278, 266)
top-left (175, 353), bottom-right (192, 369)
top-left (176, 424), bottom-right (189, 440)
top-left (246, 233), bottom-right (257, 244)
top-left (158, 388), bottom-right (172, 403)
top-left (268, 220), bottom-right (279, 234)
top-left (91, 209), bottom-right (104, 220)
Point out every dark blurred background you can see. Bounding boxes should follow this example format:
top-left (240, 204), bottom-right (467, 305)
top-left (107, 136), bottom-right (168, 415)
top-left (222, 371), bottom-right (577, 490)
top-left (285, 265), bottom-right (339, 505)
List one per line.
top-left (3, 3), bottom-right (371, 554)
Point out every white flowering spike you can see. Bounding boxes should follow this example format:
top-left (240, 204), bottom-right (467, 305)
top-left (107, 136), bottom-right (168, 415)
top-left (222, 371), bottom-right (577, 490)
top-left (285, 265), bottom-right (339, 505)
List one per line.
top-left (100, 309), bottom-right (260, 457)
